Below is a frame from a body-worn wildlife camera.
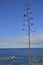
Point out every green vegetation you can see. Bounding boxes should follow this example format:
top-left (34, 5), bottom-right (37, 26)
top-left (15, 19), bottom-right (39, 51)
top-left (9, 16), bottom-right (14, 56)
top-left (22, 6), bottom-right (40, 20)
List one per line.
top-left (27, 54), bottom-right (43, 65)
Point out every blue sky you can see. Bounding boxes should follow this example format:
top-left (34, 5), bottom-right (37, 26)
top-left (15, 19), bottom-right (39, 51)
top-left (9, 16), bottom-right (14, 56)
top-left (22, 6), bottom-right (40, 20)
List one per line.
top-left (0, 0), bottom-right (43, 48)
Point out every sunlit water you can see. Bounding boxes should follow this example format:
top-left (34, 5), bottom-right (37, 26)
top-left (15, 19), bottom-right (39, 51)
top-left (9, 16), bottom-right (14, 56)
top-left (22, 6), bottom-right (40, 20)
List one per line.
top-left (0, 48), bottom-right (43, 65)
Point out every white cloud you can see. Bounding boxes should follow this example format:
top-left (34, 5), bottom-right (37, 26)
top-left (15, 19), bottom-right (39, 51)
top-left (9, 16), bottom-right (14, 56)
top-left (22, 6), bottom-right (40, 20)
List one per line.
top-left (0, 31), bottom-right (43, 48)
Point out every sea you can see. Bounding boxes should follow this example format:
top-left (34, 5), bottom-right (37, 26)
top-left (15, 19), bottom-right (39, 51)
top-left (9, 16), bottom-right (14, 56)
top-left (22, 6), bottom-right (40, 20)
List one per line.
top-left (0, 48), bottom-right (43, 65)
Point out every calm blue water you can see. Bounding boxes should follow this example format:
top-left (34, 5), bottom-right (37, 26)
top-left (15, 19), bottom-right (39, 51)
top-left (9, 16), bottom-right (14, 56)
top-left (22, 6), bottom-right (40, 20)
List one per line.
top-left (0, 48), bottom-right (43, 65)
